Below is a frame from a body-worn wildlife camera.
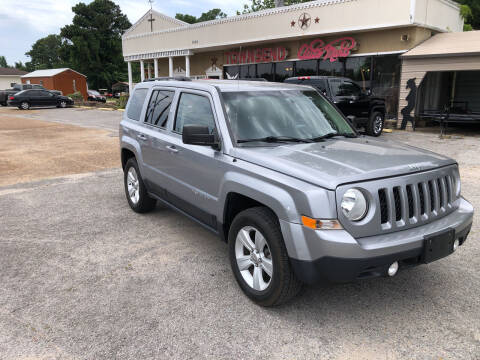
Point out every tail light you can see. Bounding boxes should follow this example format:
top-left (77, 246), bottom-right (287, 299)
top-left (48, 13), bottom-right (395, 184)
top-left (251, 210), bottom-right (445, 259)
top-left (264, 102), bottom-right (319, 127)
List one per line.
top-left (8, 96), bottom-right (14, 100)
top-left (298, 76), bottom-right (311, 80)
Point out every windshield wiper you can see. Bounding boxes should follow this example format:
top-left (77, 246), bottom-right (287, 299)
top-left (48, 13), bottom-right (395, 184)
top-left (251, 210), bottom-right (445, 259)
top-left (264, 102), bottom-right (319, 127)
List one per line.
top-left (237, 136), bottom-right (314, 144)
top-left (310, 132), bottom-right (357, 142)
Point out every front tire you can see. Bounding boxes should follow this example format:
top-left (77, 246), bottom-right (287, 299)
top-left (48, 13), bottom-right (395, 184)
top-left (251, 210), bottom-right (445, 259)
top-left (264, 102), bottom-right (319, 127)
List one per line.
top-left (228, 207), bottom-right (302, 306)
top-left (123, 158), bottom-right (156, 213)
top-left (20, 101), bottom-right (30, 110)
top-left (58, 100), bottom-right (67, 108)
top-left (366, 111), bottom-right (384, 136)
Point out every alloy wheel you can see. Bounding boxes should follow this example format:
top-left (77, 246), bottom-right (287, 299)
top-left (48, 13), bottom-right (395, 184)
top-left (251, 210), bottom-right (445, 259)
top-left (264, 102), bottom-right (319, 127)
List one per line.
top-left (60, 101), bottom-right (67, 108)
top-left (235, 226), bottom-right (273, 291)
top-left (374, 115), bottom-right (383, 134)
top-left (127, 167), bottom-right (140, 204)
top-left (21, 102), bottom-right (29, 110)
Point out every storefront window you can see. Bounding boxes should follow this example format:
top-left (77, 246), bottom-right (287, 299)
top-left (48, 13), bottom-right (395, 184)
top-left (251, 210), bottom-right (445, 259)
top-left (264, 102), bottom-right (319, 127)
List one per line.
top-left (240, 64), bottom-right (257, 78)
top-left (345, 56), bottom-right (372, 90)
top-left (257, 63), bottom-right (274, 82)
top-left (295, 60), bottom-right (317, 76)
top-left (318, 60), bottom-right (344, 77)
top-left (224, 66), bottom-right (240, 79)
top-left (372, 55), bottom-right (401, 117)
top-left (275, 61), bottom-right (294, 82)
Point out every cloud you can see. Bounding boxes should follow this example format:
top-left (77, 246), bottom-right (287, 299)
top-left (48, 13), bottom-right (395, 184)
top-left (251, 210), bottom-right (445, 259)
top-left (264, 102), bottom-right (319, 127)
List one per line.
top-left (0, 0), bottom-right (245, 64)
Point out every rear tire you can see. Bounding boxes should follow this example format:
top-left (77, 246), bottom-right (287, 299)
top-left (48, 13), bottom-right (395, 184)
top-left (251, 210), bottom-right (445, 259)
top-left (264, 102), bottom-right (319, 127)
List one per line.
top-left (123, 158), bottom-right (156, 213)
top-left (366, 111), bottom-right (384, 136)
top-left (228, 207), bottom-right (302, 306)
top-left (20, 101), bottom-right (30, 110)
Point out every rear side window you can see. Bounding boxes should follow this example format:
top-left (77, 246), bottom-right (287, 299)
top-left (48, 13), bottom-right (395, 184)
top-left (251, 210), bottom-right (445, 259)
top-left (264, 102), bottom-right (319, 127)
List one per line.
top-left (127, 88), bottom-right (148, 121)
top-left (174, 93), bottom-right (215, 133)
top-left (144, 90), bottom-right (175, 128)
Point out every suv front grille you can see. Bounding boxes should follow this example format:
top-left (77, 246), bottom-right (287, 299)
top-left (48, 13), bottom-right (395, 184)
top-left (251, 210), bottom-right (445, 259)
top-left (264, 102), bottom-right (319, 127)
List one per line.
top-left (378, 175), bottom-right (454, 226)
top-left (338, 165), bottom-right (459, 238)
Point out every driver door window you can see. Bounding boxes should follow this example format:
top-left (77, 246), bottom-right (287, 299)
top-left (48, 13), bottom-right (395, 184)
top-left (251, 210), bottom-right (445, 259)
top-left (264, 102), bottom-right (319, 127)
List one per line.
top-left (330, 80), bottom-right (362, 97)
top-left (174, 93), bottom-right (215, 133)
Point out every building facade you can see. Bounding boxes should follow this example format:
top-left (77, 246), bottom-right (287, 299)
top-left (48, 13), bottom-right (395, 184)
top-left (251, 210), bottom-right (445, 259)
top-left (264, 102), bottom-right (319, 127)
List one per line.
top-left (122, 0), bottom-right (463, 118)
top-left (0, 67), bottom-right (27, 89)
top-left (21, 68), bottom-right (88, 100)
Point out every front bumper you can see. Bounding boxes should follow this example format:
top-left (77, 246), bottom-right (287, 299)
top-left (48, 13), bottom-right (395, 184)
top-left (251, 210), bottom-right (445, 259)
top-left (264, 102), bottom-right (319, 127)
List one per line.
top-left (281, 197), bottom-right (473, 284)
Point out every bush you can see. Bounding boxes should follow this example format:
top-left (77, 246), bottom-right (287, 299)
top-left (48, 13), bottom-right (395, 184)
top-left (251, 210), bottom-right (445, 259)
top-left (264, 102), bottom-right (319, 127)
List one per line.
top-left (67, 91), bottom-right (84, 102)
top-left (118, 94), bottom-right (129, 109)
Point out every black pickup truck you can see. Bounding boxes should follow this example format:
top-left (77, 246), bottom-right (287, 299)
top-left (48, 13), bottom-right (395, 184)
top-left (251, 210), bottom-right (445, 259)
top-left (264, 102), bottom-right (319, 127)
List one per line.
top-left (0, 83), bottom-right (61, 106)
top-left (284, 76), bottom-right (386, 136)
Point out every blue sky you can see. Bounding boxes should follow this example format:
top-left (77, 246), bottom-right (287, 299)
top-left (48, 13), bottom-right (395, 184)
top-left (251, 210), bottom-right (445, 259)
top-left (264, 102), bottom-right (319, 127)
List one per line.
top-left (0, 0), bottom-right (241, 65)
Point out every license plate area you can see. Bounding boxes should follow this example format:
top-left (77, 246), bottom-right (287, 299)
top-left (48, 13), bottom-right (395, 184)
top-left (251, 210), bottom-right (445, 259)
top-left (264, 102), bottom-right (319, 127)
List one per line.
top-left (422, 228), bottom-right (455, 264)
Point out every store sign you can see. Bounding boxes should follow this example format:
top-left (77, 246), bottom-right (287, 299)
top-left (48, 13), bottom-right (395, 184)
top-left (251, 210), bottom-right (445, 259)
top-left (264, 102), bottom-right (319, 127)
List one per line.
top-left (298, 37), bottom-right (356, 62)
top-left (225, 47), bottom-right (288, 65)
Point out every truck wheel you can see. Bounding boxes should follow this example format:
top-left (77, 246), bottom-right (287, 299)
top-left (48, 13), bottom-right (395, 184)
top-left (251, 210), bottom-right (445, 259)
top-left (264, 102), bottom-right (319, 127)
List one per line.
top-left (228, 207), bottom-right (302, 306)
top-left (124, 158), bottom-right (156, 213)
top-left (366, 111), bottom-right (384, 136)
top-left (20, 101), bottom-right (30, 110)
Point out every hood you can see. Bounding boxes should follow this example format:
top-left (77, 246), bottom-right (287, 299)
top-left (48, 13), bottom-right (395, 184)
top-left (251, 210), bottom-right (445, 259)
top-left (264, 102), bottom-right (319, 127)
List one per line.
top-left (231, 137), bottom-right (456, 190)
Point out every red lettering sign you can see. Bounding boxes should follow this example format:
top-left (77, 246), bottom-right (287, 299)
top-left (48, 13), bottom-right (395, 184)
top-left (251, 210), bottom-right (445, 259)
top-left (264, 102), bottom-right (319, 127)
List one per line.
top-left (225, 47), bottom-right (288, 65)
top-left (298, 37), bottom-right (356, 62)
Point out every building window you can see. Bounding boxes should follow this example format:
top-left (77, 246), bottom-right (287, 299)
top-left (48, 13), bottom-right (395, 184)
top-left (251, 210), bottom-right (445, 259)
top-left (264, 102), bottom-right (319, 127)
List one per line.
top-left (73, 79), bottom-right (77, 92)
top-left (39, 80), bottom-right (44, 86)
top-left (318, 60), bottom-right (344, 77)
top-left (257, 63), bottom-right (274, 82)
top-left (224, 66), bottom-right (240, 79)
top-left (274, 61), bottom-right (293, 82)
top-left (345, 56), bottom-right (372, 90)
top-left (371, 54), bottom-right (401, 117)
top-left (295, 60), bottom-right (318, 77)
top-left (240, 64), bottom-right (257, 79)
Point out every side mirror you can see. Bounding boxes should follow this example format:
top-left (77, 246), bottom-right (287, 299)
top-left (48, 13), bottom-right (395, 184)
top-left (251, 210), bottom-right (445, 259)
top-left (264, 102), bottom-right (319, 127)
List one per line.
top-left (182, 124), bottom-right (219, 148)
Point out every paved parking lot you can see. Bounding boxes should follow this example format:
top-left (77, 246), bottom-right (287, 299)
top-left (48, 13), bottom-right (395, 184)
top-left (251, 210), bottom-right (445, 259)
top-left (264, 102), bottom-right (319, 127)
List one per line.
top-left (0, 107), bottom-right (479, 359)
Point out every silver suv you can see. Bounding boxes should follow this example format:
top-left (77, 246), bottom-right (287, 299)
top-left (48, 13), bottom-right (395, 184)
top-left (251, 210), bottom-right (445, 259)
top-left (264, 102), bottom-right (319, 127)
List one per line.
top-left (120, 79), bottom-right (473, 306)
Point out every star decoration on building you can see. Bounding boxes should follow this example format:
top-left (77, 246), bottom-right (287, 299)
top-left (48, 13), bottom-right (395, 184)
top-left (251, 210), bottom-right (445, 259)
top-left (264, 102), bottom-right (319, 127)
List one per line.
top-left (314, 17), bottom-right (320, 23)
top-left (290, 20), bottom-right (296, 27)
top-left (298, 13), bottom-right (311, 30)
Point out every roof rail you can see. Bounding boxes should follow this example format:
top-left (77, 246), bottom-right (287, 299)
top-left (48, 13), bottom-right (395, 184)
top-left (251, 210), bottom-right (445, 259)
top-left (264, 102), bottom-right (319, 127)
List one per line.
top-left (144, 76), bottom-right (192, 82)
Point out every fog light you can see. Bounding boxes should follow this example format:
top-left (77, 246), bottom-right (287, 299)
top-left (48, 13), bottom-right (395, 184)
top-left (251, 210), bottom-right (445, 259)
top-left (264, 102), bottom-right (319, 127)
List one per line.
top-left (453, 239), bottom-right (460, 252)
top-left (388, 262), bottom-right (399, 277)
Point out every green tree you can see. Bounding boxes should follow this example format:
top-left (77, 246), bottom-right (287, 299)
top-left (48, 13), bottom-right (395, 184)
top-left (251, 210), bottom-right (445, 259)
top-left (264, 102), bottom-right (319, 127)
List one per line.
top-left (175, 8), bottom-right (227, 24)
top-left (60, 0), bottom-right (131, 90)
top-left (456, 0), bottom-right (479, 30)
top-left (14, 61), bottom-right (29, 72)
top-left (0, 56), bottom-right (8, 68)
top-left (25, 34), bottom-right (69, 70)
top-left (238, 0), bottom-right (312, 14)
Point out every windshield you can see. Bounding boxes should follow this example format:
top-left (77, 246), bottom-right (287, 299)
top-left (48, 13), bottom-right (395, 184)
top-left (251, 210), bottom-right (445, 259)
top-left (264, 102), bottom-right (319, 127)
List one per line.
top-left (222, 90), bottom-right (355, 144)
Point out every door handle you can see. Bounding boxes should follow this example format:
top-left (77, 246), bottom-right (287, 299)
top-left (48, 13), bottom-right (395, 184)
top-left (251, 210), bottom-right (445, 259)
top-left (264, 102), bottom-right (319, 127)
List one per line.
top-left (166, 145), bottom-right (179, 154)
top-left (137, 133), bottom-right (147, 140)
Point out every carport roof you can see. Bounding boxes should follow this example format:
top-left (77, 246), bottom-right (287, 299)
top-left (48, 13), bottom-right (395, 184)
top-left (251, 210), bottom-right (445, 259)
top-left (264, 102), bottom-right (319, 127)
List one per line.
top-left (402, 31), bottom-right (480, 58)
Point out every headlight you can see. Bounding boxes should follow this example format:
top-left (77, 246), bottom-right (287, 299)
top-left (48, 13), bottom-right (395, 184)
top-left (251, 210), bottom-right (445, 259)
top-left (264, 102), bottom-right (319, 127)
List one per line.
top-left (341, 188), bottom-right (368, 221)
top-left (452, 168), bottom-right (461, 198)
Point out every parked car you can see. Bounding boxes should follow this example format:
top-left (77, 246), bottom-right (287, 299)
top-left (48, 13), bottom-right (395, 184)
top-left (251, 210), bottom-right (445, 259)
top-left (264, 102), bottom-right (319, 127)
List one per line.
top-left (0, 83), bottom-right (46, 106)
top-left (120, 79), bottom-right (473, 306)
top-left (87, 90), bottom-right (107, 103)
top-left (7, 89), bottom-right (74, 110)
top-left (284, 76), bottom-right (386, 136)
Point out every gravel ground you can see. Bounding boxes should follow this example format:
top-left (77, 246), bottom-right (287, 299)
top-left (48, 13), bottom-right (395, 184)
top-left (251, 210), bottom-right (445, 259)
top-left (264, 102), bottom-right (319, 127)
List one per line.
top-left (0, 109), bottom-right (479, 359)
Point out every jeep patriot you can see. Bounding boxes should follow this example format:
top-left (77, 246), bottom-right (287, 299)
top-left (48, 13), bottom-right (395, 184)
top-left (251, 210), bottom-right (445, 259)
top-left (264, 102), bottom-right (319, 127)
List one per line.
top-left (120, 79), bottom-right (473, 306)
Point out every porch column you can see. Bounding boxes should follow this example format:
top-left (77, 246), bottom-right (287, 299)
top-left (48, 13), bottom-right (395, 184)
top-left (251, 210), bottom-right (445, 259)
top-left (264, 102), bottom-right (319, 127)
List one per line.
top-left (185, 55), bottom-right (190, 77)
top-left (127, 61), bottom-right (132, 94)
top-left (147, 62), bottom-right (152, 79)
top-left (140, 60), bottom-right (145, 82)
top-left (154, 58), bottom-right (159, 78)
top-left (168, 56), bottom-right (173, 77)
